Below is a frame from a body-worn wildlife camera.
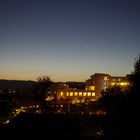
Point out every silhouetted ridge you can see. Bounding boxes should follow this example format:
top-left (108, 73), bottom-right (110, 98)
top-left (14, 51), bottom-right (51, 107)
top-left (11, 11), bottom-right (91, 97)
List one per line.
top-left (0, 80), bottom-right (35, 89)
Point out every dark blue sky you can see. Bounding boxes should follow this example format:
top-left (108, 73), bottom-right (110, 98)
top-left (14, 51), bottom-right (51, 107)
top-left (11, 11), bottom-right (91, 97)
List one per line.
top-left (0, 0), bottom-right (140, 81)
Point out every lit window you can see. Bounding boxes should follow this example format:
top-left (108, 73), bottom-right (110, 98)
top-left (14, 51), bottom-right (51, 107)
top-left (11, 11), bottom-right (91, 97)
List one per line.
top-left (66, 92), bottom-right (69, 96)
top-left (83, 92), bottom-right (87, 96)
top-left (60, 92), bottom-right (63, 96)
top-left (70, 92), bottom-right (73, 96)
top-left (79, 92), bottom-right (82, 96)
top-left (104, 77), bottom-right (108, 81)
top-left (74, 92), bottom-right (78, 96)
top-left (87, 92), bottom-right (91, 96)
top-left (92, 92), bottom-right (95, 96)
top-left (120, 82), bottom-right (128, 86)
top-left (111, 82), bottom-right (115, 86)
top-left (89, 86), bottom-right (95, 91)
top-left (120, 82), bottom-right (124, 86)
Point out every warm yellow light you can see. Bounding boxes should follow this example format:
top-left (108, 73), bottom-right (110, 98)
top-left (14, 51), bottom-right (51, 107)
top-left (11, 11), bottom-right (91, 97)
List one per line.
top-left (120, 82), bottom-right (128, 86)
top-left (72, 100), bottom-right (75, 104)
top-left (76, 100), bottom-right (80, 103)
top-left (111, 82), bottom-right (129, 86)
top-left (60, 92), bottom-right (63, 96)
top-left (79, 92), bottom-right (82, 96)
top-left (111, 82), bottom-right (115, 86)
top-left (74, 92), bottom-right (78, 96)
top-left (104, 77), bottom-right (108, 81)
top-left (66, 92), bottom-right (69, 96)
top-left (120, 83), bottom-right (125, 86)
top-left (92, 92), bottom-right (95, 96)
top-left (83, 92), bottom-right (87, 96)
top-left (2, 120), bottom-right (10, 124)
top-left (46, 96), bottom-right (54, 101)
top-left (70, 92), bottom-right (73, 96)
top-left (89, 86), bottom-right (95, 91)
top-left (87, 92), bottom-right (91, 96)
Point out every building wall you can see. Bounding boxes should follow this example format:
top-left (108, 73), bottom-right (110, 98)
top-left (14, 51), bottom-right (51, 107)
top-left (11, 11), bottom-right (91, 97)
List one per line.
top-left (58, 90), bottom-right (96, 103)
top-left (47, 73), bottom-right (129, 103)
top-left (86, 73), bottom-right (129, 100)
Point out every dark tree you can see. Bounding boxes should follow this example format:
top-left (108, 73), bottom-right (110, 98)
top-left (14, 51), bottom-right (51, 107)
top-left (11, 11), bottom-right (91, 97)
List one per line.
top-left (128, 54), bottom-right (140, 140)
top-left (0, 100), bottom-right (12, 117)
top-left (36, 75), bottom-right (53, 95)
top-left (129, 54), bottom-right (140, 92)
top-left (99, 87), bottom-right (130, 140)
top-left (34, 75), bottom-right (53, 112)
top-left (99, 54), bottom-right (140, 140)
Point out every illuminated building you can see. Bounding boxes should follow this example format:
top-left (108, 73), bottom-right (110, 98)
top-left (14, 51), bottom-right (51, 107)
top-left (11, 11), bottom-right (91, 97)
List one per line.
top-left (57, 90), bottom-right (96, 103)
top-left (86, 73), bottom-right (129, 100)
top-left (46, 73), bottom-right (129, 103)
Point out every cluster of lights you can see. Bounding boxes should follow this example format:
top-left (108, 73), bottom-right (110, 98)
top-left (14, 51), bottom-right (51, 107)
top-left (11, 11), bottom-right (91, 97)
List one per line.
top-left (111, 82), bottom-right (129, 86)
top-left (60, 91), bottom-right (95, 97)
top-left (1, 105), bottom-right (40, 125)
top-left (86, 86), bottom-right (95, 91)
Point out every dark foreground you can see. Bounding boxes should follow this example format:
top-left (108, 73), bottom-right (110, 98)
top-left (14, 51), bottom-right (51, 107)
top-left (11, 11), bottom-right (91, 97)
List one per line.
top-left (0, 113), bottom-right (105, 140)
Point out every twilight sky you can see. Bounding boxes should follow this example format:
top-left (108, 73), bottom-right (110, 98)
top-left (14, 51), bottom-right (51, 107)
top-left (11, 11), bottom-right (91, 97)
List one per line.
top-left (0, 0), bottom-right (140, 82)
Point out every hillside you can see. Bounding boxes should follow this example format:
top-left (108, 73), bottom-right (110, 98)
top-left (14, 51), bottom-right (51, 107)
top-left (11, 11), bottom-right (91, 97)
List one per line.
top-left (0, 80), bottom-right (36, 89)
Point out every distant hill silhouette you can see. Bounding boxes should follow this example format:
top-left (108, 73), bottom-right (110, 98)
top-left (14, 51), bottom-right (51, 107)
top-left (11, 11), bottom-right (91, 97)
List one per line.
top-left (0, 80), bottom-right (86, 90)
top-left (0, 80), bottom-right (36, 89)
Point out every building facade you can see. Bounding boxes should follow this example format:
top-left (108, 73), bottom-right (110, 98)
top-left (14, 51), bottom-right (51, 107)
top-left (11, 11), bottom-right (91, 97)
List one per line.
top-left (46, 73), bottom-right (129, 103)
top-left (86, 73), bottom-right (129, 100)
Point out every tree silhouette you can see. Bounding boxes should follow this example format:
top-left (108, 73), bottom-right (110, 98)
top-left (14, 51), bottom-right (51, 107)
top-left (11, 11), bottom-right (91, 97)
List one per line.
top-left (128, 54), bottom-right (140, 140)
top-left (36, 75), bottom-right (53, 96)
top-left (35, 75), bottom-right (53, 112)
top-left (99, 54), bottom-right (140, 140)
top-left (99, 87), bottom-right (130, 139)
top-left (130, 54), bottom-right (140, 92)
